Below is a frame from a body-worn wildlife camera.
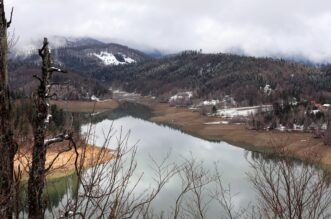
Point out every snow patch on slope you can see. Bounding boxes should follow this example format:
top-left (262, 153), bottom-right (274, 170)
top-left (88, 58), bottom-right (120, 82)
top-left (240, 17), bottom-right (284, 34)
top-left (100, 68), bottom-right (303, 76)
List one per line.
top-left (217, 105), bottom-right (272, 118)
top-left (93, 51), bottom-right (136, 65)
top-left (169, 91), bottom-right (193, 101)
top-left (123, 56), bottom-right (136, 64)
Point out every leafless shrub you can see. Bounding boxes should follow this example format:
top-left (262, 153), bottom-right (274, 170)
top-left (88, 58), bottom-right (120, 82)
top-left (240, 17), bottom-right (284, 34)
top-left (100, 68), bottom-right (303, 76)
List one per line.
top-left (171, 157), bottom-right (214, 219)
top-left (213, 167), bottom-right (248, 219)
top-left (56, 124), bottom-right (178, 219)
top-left (248, 149), bottom-right (331, 219)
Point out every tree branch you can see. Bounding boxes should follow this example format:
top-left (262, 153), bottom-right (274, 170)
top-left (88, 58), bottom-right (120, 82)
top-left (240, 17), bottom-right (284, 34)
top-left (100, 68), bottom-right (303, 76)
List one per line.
top-left (48, 67), bottom-right (68, 73)
top-left (38, 38), bottom-right (48, 57)
top-left (44, 145), bottom-right (72, 173)
top-left (6, 7), bottom-right (13, 28)
top-left (44, 132), bottom-right (72, 147)
top-left (46, 93), bottom-right (58, 99)
top-left (32, 74), bottom-right (42, 83)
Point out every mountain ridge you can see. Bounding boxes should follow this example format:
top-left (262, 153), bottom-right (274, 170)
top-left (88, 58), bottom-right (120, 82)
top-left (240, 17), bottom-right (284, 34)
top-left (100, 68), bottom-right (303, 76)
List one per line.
top-left (9, 38), bottom-right (331, 105)
top-left (92, 51), bottom-right (331, 105)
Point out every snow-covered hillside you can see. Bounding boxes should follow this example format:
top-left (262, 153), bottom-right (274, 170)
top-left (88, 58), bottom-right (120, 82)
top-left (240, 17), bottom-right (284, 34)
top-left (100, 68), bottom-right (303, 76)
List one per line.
top-left (93, 51), bottom-right (136, 65)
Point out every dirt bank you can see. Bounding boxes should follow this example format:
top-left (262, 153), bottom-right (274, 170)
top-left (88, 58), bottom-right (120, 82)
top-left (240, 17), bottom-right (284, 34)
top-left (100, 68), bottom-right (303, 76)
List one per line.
top-left (15, 145), bottom-right (113, 180)
top-left (136, 98), bottom-right (331, 168)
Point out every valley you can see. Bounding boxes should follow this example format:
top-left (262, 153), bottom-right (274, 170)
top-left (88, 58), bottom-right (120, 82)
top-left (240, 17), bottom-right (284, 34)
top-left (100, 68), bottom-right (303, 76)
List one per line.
top-left (2, 0), bottom-right (331, 217)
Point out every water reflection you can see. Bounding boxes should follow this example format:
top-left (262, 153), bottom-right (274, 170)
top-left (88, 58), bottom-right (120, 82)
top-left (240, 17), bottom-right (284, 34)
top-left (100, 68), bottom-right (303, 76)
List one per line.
top-left (81, 116), bottom-right (257, 217)
top-left (19, 173), bottom-right (78, 217)
top-left (74, 101), bottom-right (152, 125)
top-left (42, 106), bottom-right (328, 218)
top-left (44, 174), bottom-right (78, 212)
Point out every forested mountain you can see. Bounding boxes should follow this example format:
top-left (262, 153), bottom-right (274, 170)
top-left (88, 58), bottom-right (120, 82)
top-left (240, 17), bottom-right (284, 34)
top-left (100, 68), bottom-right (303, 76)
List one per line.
top-left (8, 40), bottom-right (152, 99)
top-left (9, 40), bottom-right (331, 105)
top-left (54, 43), bottom-right (151, 72)
top-left (8, 63), bottom-right (109, 100)
top-left (92, 51), bottom-right (331, 105)
top-left (13, 42), bottom-right (151, 72)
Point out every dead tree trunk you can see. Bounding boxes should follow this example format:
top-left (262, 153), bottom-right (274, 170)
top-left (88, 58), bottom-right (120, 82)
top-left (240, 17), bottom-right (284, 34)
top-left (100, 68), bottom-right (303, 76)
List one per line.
top-left (27, 38), bottom-right (51, 219)
top-left (0, 1), bottom-right (16, 218)
top-left (27, 38), bottom-right (71, 219)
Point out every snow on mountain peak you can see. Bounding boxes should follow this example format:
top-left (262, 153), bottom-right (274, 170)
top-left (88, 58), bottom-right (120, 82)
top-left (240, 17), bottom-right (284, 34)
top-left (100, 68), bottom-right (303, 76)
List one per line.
top-left (92, 51), bottom-right (136, 66)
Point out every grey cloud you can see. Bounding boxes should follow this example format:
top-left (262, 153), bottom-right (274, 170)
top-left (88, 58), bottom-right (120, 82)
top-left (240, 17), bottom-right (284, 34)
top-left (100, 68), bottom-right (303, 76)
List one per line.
top-left (5, 0), bottom-right (331, 63)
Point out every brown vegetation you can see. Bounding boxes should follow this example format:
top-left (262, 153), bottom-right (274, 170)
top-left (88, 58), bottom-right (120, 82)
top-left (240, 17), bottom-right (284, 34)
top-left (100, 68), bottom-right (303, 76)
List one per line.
top-left (14, 144), bottom-right (113, 180)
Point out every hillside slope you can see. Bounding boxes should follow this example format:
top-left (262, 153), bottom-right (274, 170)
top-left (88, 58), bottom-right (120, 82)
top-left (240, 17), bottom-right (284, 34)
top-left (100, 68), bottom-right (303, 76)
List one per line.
top-left (13, 40), bottom-right (151, 73)
top-left (8, 63), bottom-right (109, 100)
top-left (9, 40), bottom-right (152, 99)
top-left (93, 51), bottom-right (331, 105)
top-left (53, 43), bottom-right (151, 73)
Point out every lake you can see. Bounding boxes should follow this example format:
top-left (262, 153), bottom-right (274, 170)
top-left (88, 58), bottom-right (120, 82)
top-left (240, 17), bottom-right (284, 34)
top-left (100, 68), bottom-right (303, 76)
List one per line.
top-left (80, 115), bottom-right (256, 218)
top-left (35, 107), bottom-right (328, 218)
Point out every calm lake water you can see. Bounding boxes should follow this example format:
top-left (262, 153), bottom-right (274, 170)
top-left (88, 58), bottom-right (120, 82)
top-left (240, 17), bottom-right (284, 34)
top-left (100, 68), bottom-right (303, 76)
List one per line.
top-left (80, 115), bottom-right (257, 217)
top-left (35, 106), bottom-right (323, 218)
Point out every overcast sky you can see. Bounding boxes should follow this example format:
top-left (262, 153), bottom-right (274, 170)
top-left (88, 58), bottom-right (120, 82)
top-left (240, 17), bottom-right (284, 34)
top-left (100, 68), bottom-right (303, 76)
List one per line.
top-left (5, 0), bottom-right (331, 63)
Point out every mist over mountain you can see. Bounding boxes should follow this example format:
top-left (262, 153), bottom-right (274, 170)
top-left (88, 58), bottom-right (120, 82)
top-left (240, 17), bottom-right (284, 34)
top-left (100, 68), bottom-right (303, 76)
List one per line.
top-left (8, 37), bottom-right (151, 99)
top-left (11, 36), bottom-right (331, 66)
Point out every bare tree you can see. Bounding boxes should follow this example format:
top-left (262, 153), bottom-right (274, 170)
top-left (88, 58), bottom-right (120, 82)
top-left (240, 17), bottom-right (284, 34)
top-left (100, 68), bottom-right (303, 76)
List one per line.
top-left (213, 168), bottom-right (248, 219)
top-left (0, 1), bottom-right (17, 218)
top-left (27, 38), bottom-right (73, 219)
top-left (248, 150), bottom-right (331, 219)
top-left (171, 158), bottom-right (214, 219)
top-left (52, 125), bottom-right (178, 219)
